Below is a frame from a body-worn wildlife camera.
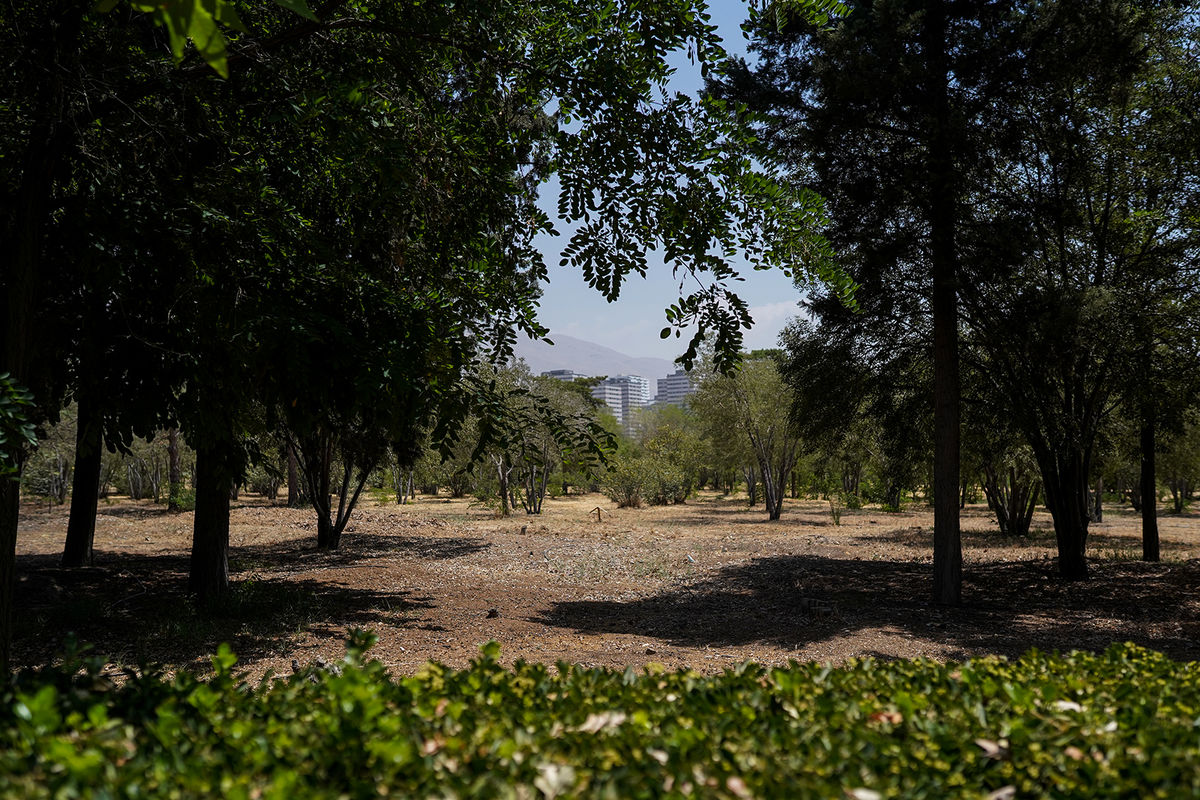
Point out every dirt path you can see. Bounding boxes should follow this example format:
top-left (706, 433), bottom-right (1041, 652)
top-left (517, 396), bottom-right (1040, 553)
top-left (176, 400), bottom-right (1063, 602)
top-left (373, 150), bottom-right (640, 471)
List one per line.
top-left (13, 492), bottom-right (1200, 676)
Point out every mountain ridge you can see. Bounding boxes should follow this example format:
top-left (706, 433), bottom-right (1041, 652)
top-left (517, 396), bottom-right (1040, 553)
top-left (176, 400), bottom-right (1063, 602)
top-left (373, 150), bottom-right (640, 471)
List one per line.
top-left (511, 333), bottom-right (676, 380)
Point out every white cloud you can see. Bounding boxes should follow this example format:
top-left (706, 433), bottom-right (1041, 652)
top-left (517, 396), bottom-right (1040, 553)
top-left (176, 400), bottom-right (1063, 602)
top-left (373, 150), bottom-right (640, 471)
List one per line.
top-left (748, 300), bottom-right (802, 327)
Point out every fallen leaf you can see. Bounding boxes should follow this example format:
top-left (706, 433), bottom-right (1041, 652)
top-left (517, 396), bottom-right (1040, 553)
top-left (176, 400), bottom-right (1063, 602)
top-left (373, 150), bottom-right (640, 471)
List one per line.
top-left (846, 789), bottom-right (882, 800)
top-left (726, 776), bottom-right (752, 798)
top-left (975, 739), bottom-right (1010, 760)
top-left (572, 711), bottom-right (627, 733)
top-left (534, 764), bottom-right (576, 799)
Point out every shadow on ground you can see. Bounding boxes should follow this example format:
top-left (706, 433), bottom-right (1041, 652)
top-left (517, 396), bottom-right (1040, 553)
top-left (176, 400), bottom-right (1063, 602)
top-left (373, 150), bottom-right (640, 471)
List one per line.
top-left (10, 530), bottom-right (490, 671)
top-left (533, 554), bottom-right (1200, 662)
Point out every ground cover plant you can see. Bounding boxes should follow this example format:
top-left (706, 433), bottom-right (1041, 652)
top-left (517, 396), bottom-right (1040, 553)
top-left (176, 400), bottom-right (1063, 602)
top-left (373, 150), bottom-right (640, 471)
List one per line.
top-left (3, 634), bottom-right (1198, 798)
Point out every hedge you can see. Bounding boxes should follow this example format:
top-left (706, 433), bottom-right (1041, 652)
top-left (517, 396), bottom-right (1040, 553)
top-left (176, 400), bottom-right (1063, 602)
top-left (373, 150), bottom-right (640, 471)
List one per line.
top-left (2, 636), bottom-right (1198, 798)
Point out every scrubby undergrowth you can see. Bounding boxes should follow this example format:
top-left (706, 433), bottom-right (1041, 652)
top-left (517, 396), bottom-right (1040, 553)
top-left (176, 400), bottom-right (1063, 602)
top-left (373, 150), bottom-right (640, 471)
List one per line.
top-left (2, 636), bottom-right (1198, 798)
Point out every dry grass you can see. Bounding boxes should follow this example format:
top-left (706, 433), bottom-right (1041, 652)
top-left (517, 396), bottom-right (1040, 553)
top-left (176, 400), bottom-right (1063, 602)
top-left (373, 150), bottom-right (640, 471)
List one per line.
top-left (13, 490), bottom-right (1200, 677)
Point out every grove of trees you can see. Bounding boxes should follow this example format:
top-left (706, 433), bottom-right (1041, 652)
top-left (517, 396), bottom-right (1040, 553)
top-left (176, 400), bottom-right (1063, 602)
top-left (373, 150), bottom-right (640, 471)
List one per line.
top-left (2, 0), bottom-right (1199, 675)
top-left (722, 0), bottom-right (1200, 593)
top-left (0, 0), bottom-right (851, 671)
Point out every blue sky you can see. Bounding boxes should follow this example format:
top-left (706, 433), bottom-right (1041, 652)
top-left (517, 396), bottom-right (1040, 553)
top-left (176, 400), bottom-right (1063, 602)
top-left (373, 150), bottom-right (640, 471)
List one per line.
top-left (530, 2), bottom-right (806, 361)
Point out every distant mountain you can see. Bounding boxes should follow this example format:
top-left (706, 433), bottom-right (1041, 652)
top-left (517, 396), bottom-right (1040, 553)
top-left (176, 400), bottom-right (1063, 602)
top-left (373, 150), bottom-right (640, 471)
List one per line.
top-left (512, 333), bottom-right (675, 380)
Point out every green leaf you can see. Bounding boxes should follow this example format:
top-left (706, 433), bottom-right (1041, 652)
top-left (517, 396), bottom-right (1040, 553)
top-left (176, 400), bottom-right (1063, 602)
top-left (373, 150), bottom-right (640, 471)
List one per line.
top-left (273, 0), bottom-right (318, 21)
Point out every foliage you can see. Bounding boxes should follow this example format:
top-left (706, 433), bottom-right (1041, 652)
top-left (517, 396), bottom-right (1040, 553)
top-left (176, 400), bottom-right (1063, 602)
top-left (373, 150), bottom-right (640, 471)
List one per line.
top-left (729, 0), bottom-right (1200, 577)
top-left (98, 0), bottom-right (316, 77)
top-left (601, 456), bottom-right (646, 509)
top-left (1160, 408), bottom-right (1200, 514)
top-left (692, 355), bottom-right (801, 520)
top-left (4, 638), bottom-right (1200, 797)
top-left (0, 375), bottom-right (36, 481)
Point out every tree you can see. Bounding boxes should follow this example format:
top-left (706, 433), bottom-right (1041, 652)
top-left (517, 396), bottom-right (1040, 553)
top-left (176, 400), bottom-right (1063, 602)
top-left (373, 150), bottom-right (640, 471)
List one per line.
top-left (780, 317), bottom-right (930, 513)
top-left (1160, 407), bottom-right (1200, 515)
top-left (722, 0), bottom-right (1014, 600)
top-left (1, 0), bottom-right (850, 668)
top-left (693, 354), bottom-right (801, 520)
top-left (729, 0), bottom-right (1200, 582)
top-left (957, 2), bottom-right (1200, 577)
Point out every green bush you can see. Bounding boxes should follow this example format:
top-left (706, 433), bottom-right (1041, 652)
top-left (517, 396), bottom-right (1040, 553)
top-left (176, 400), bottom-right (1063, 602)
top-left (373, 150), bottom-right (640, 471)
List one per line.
top-left (3, 638), bottom-right (1200, 798)
top-left (602, 459), bottom-right (644, 508)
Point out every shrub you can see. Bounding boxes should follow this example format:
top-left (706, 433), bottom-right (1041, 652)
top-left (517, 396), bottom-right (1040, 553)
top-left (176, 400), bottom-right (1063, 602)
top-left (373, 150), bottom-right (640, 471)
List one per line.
top-left (3, 639), bottom-right (1200, 798)
top-left (602, 459), bottom-right (644, 508)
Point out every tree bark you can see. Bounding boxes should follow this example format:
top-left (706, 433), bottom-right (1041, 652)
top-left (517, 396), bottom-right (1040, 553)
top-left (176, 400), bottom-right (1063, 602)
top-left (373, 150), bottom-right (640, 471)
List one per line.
top-left (0, 469), bottom-right (20, 674)
top-left (1039, 452), bottom-right (1090, 579)
top-left (1141, 417), bottom-right (1159, 561)
top-left (62, 398), bottom-right (102, 567)
top-left (286, 440), bottom-right (303, 508)
top-left (167, 427), bottom-right (183, 511)
top-left (190, 442), bottom-right (232, 602)
top-left (925, 0), bottom-right (962, 605)
top-left (744, 464), bottom-right (758, 507)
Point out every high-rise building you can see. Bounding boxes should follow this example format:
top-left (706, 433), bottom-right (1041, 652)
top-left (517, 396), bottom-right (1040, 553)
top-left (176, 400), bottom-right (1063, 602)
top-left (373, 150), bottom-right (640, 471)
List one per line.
top-left (653, 369), bottom-right (695, 406)
top-left (540, 369), bottom-right (590, 381)
top-left (591, 375), bottom-right (651, 430)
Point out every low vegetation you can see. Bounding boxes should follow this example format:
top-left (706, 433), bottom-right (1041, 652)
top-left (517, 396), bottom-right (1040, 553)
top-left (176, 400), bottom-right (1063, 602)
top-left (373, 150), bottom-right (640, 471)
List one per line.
top-left (3, 635), bottom-right (1197, 798)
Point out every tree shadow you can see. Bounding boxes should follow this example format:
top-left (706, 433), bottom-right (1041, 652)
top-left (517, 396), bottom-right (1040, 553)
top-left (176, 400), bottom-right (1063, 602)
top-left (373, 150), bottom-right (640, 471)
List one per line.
top-left (845, 525), bottom-right (1169, 555)
top-left (230, 531), bottom-right (491, 572)
top-left (92, 505), bottom-right (183, 519)
top-left (533, 554), bottom-right (1200, 661)
top-left (8, 532), bottom-right (489, 671)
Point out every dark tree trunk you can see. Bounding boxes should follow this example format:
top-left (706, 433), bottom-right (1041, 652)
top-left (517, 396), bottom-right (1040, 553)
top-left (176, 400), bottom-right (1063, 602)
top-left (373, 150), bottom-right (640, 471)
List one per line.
top-left (1128, 477), bottom-right (1142, 511)
top-left (925, 0), bottom-right (962, 605)
top-left (286, 441), bottom-right (303, 508)
top-left (62, 398), bottom-right (102, 567)
top-left (1141, 417), bottom-right (1159, 562)
top-left (0, 470), bottom-right (20, 674)
top-left (885, 484), bottom-right (902, 510)
top-left (190, 443), bottom-right (232, 602)
top-left (294, 430), bottom-right (374, 550)
top-left (0, 6), bottom-right (84, 672)
top-left (167, 427), bottom-right (183, 511)
top-left (1091, 475), bottom-right (1104, 523)
top-left (316, 512), bottom-right (337, 549)
top-left (1039, 452), bottom-right (1090, 580)
top-left (981, 464), bottom-right (1039, 538)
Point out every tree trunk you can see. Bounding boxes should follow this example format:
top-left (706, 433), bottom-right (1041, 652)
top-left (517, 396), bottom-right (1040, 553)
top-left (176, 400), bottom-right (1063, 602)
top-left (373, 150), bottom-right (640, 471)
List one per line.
top-left (286, 441), bottom-right (304, 508)
top-left (190, 443), bottom-right (232, 602)
top-left (62, 398), bottom-right (102, 567)
top-left (744, 464), bottom-right (758, 507)
top-left (316, 512), bottom-right (338, 549)
top-left (167, 427), bottom-right (183, 510)
top-left (925, 0), bottom-right (962, 606)
top-left (1141, 417), bottom-right (1159, 562)
top-left (0, 469), bottom-right (20, 674)
top-left (981, 465), bottom-right (1010, 535)
top-left (1039, 453), bottom-right (1090, 579)
top-left (495, 455), bottom-right (513, 516)
top-left (762, 462), bottom-right (781, 521)
top-left (1091, 475), bottom-right (1103, 523)
top-left (0, 7), bottom-right (84, 672)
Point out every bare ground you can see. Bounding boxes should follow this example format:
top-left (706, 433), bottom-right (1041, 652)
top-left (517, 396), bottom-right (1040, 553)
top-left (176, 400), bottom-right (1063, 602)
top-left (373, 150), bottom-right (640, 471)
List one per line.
top-left (12, 491), bottom-right (1200, 677)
